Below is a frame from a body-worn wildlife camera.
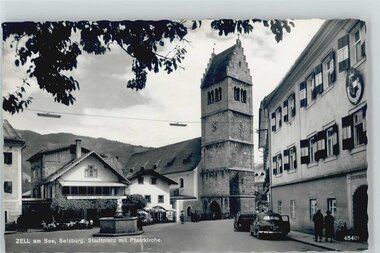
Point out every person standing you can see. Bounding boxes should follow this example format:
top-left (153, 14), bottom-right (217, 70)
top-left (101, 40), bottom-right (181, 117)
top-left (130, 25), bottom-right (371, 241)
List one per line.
top-left (313, 209), bottom-right (324, 242)
top-left (180, 210), bottom-right (185, 224)
top-left (325, 211), bottom-right (335, 242)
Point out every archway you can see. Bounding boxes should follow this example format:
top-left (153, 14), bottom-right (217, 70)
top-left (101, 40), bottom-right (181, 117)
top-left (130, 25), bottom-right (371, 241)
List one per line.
top-left (186, 206), bottom-right (192, 217)
top-left (353, 185), bottom-right (368, 241)
top-left (210, 201), bottom-right (222, 220)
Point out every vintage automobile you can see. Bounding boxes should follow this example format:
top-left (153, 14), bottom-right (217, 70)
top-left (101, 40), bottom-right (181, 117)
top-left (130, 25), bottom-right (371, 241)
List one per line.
top-left (250, 212), bottom-right (290, 239)
top-left (234, 213), bottom-right (257, 232)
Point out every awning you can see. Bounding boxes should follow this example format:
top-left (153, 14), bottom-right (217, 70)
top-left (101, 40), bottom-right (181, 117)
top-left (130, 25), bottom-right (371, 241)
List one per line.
top-left (59, 181), bottom-right (127, 187)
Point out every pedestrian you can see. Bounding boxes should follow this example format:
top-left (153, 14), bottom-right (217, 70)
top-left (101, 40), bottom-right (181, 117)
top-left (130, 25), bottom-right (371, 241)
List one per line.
top-left (324, 211), bottom-right (335, 242)
top-left (312, 209), bottom-right (324, 242)
top-left (180, 210), bottom-right (185, 224)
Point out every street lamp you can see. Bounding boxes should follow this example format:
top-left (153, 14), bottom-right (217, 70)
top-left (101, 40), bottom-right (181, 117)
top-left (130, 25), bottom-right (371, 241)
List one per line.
top-left (169, 122), bottom-right (187, 127)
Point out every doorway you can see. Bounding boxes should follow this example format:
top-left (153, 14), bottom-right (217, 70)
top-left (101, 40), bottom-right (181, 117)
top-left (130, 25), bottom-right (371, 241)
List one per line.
top-left (210, 201), bottom-right (222, 220)
top-left (353, 185), bottom-right (368, 241)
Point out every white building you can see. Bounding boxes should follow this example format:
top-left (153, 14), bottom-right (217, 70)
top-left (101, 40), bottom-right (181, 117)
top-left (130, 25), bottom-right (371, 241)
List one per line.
top-left (259, 20), bottom-right (368, 239)
top-left (3, 120), bottom-right (25, 224)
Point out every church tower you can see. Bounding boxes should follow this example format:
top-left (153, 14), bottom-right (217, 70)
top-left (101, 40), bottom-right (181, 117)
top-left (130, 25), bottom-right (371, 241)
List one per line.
top-left (200, 39), bottom-right (255, 218)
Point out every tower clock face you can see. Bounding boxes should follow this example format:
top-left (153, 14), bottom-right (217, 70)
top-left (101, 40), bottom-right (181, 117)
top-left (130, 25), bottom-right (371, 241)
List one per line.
top-left (211, 120), bottom-right (218, 132)
top-left (346, 68), bottom-right (364, 105)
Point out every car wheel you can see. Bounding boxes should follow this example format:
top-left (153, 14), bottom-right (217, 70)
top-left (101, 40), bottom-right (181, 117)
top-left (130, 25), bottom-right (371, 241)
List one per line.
top-left (256, 230), bottom-right (260, 239)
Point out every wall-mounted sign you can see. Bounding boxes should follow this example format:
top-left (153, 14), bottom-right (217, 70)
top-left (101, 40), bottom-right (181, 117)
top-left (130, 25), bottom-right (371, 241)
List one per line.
top-left (346, 68), bottom-right (364, 105)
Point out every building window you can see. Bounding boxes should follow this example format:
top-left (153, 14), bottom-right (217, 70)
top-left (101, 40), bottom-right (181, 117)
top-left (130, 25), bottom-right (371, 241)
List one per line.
top-left (88, 187), bottom-right (95, 195)
top-left (85, 165), bottom-right (98, 178)
top-left (322, 51), bottom-right (336, 87)
top-left (241, 89), bottom-right (247, 103)
top-left (151, 177), bottom-right (157, 185)
top-left (288, 93), bottom-right (296, 119)
top-left (310, 199), bottom-right (318, 220)
top-left (272, 153), bottom-right (283, 175)
top-left (95, 187), bottom-right (102, 195)
top-left (4, 211), bottom-right (8, 223)
top-left (291, 200), bottom-right (296, 219)
top-left (277, 200), bottom-right (282, 214)
top-left (138, 177), bottom-right (144, 184)
top-left (4, 181), bottom-right (12, 193)
top-left (145, 195), bottom-right (151, 203)
top-left (3, 152), bottom-right (12, 165)
top-left (62, 186), bottom-right (70, 195)
top-left (179, 178), bottom-right (184, 188)
top-left (158, 195), bottom-right (164, 203)
top-left (306, 73), bottom-right (316, 104)
top-left (276, 107), bottom-right (282, 130)
top-left (289, 147), bottom-right (296, 170)
top-left (349, 21), bottom-right (366, 66)
top-left (234, 87), bottom-right (240, 101)
top-left (309, 136), bottom-right (316, 163)
top-left (353, 109), bottom-right (365, 146)
top-left (71, 186), bottom-right (78, 195)
top-left (327, 198), bottom-right (337, 217)
top-left (326, 127), bottom-right (335, 157)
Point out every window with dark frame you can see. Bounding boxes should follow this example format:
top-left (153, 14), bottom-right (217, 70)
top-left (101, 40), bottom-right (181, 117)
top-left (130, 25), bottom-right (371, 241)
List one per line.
top-left (310, 199), bottom-right (317, 220)
top-left (309, 136), bottom-right (316, 163)
top-left (62, 186), bottom-right (70, 195)
top-left (145, 195), bottom-right (151, 203)
top-left (85, 165), bottom-right (98, 178)
top-left (326, 127), bottom-right (335, 157)
top-left (327, 198), bottom-right (337, 217)
top-left (3, 152), bottom-right (12, 165)
top-left (151, 177), bottom-right (157, 185)
top-left (4, 181), bottom-right (12, 194)
top-left (158, 195), bottom-right (164, 203)
top-left (350, 22), bottom-right (366, 66)
top-left (307, 73), bottom-right (316, 103)
top-left (291, 200), bottom-right (296, 219)
top-left (138, 177), bottom-right (144, 184)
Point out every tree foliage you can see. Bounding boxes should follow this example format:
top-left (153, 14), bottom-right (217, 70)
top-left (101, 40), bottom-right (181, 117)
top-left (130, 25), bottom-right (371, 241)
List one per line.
top-left (2, 19), bottom-right (294, 114)
top-left (122, 194), bottom-right (147, 215)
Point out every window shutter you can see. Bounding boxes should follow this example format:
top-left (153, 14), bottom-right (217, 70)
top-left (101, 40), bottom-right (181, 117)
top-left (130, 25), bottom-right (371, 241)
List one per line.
top-left (330, 51), bottom-right (337, 84)
top-left (293, 147), bottom-right (297, 169)
top-left (299, 81), bottom-right (307, 107)
top-left (273, 156), bottom-right (277, 175)
top-left (291, 93), bottom-right (296, 117)
top-left (283, 100), bottom-right (288, 122)
top-left (284, 149), bottom-right (290, 171)
top-left (342, 114), bottom-right (354, 150)
top-left (311, 73), bottom-right (317, 100)
top-left (332, 123), bottom-right (340, 155)
top-left (278, 107), bottom-right (282, 127)
top-left (271, 112), bottom-right (276, 132)
top-left (360, 105), bottom-right (368, 144)
top-left (314, 64), bottom-right (323, 94)
top-left (338, 35), bottom-right (350, 72)
top-left (300, 139), bottom-right (310, 164)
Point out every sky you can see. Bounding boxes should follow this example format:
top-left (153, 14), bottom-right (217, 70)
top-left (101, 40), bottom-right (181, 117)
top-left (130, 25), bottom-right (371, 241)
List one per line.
top-left (2, 19), bottom-right (324, 164)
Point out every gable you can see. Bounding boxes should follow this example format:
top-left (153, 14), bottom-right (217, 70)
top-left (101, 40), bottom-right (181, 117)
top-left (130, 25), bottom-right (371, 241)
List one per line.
top-left (60, 154), bottom-right (120, 182)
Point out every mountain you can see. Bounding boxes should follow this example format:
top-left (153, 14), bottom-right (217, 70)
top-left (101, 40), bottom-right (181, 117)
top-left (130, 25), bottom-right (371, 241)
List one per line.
top-left (17, 130), bottom-right (150, 192)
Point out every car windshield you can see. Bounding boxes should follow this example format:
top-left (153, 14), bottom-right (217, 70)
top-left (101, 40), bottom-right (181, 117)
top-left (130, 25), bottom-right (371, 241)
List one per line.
top-left (263, 215), bottom-right (281, 221)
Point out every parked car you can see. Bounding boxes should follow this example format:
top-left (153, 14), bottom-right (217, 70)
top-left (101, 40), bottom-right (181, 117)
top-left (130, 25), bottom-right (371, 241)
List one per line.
top-left (250, 212), bottom-right (290, 239)
top-left (234, 213), bottom-right (257, 232)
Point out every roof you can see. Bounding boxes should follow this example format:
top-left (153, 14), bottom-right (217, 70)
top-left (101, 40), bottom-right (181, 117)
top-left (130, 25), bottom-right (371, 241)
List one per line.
top-left (124, 137), bottom-right (201, 176)
top-left (43, 151), bottom-right (129, 184)
top-left (27, 144), bottom-right (91, 162)
top-left (201, 44), bottom-right (237, 88)
top-left (128, 169), bottom-right (177, 185)
top-left (3, 120), bottom-right (24, 143)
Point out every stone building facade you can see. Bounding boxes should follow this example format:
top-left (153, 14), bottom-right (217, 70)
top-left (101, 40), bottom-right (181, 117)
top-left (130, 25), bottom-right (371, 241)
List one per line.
top-left (259, 20), bottom-right (368, 239)
top-left (199, 38), bottom-right (255, 218)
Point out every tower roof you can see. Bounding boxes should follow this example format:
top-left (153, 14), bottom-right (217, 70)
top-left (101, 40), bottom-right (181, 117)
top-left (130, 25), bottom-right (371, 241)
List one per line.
top-left (3, 119), bottom-right (24, 144)
top-left (201, 44), bottom-right (237, 89)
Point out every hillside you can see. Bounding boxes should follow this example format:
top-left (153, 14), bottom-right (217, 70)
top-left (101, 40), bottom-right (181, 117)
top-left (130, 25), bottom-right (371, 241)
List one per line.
top-left (17, 130), bottom-right (150, 192)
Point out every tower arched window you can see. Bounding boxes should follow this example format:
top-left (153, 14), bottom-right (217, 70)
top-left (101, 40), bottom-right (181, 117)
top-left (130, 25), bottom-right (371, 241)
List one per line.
top-left (242, 90), bottom-right (247, 103)
top-left (215, 88), bottom-right (219, 102)
top-left (234, 87), bottom-right (237, 100)
top-left (179, 178), bottom-right (184, 188)
top-left (207, 92), bottom-right (211, 104)
top-left (237, 88), bottom-right (241, 101)
top-left (218, 87), bottom-right (222, 101)
top-left (211, 90), bottom-right (214, 103)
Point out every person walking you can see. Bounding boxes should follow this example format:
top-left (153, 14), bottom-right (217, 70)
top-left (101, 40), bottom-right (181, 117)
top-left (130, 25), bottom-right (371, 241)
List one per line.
top-left (313, 209), bottom-right (324, 242)
top-left (324, 211), bottom-right (335, 242)
top-left (180, 210), bottom-right (185, 224)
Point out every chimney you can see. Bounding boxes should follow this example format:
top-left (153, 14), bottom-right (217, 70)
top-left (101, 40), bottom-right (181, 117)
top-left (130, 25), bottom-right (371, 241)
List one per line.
top-left (75, 139), bottom-right (82, 158)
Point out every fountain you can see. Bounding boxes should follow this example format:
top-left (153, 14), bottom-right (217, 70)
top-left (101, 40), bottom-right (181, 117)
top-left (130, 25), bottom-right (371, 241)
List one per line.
top-left (93, 198), bottom-right (144, 237)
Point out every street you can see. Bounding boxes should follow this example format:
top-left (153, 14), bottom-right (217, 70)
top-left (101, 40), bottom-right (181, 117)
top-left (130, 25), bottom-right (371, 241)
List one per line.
top-left (5, 219), bottom-right (326, 252)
